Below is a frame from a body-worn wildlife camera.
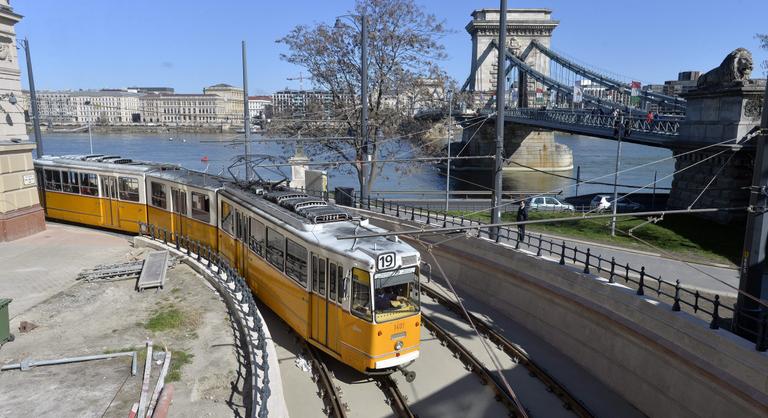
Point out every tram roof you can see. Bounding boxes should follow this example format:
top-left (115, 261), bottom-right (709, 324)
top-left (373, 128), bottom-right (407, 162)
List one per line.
top-left (148, 169), bottom-right (230, 190)
top-left (35, 154), bottom-right (177, 174)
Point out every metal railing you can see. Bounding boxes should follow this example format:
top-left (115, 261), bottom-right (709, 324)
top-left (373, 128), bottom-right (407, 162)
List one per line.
top-left (138, 223), bottom-right (272, 418)
top-left (505, 108), bottom-right (682, 137)
top-left (336, 195), bottom-right (767, 352)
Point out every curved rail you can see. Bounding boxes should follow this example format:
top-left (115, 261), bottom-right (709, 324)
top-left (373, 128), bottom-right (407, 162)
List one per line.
top-left (422, 285), bottom-right (594, 418)
top-left (374, 375), bottom-right (416, 418)
top-left (303, 343), bottom-right (348, 418)
top-left (421, 315), bottom-right (529, 417)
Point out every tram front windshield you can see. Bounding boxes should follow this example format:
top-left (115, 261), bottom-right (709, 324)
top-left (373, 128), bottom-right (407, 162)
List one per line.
top-left (373, 267), bottom-right (420, 322)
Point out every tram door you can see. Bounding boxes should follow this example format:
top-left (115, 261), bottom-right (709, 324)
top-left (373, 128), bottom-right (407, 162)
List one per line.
top-left (101, 176), bottom-right (120, 228)
top-left (326, 262), bottom-right (341, 353)
top-left (311, 254), bottom-right (327, 346)
top-left (171, 188), bottom-right (186, 238)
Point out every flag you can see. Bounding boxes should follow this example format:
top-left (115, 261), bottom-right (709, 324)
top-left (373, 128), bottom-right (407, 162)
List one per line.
top-left (630, 81), bottom-right (641, 106)
top-left (573, 85), bottom-right (583, 104)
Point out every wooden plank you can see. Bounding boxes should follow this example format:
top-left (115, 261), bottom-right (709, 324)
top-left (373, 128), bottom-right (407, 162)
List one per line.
top-left (137, 340), bottom-right (153, 417)
top-left (137, 251), bottom-right (169, 290)
top-left (145, 351), bottom-right (171, 418)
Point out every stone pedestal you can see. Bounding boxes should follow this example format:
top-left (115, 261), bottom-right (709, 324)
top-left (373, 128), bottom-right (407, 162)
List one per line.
top-left (0, 1), bottom-right (45, 241)
top-left (455, 119), bottom-right (572, 173)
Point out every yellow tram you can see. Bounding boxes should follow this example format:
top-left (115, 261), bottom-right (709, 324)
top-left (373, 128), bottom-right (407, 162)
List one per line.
top-left (34, 155), bottom-right (422, 374)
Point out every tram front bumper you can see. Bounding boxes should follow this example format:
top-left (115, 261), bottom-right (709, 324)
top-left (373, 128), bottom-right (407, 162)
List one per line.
top-left (374, 350), bottom-right (419, 369)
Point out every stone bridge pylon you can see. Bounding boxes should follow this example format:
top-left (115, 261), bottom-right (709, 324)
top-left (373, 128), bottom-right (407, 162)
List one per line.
top-left (456, 8), bottom-right (573, 175)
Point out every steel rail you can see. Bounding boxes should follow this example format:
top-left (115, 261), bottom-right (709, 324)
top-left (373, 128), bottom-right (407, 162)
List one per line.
top-left (374, 374), bottom-right (416, 418)
top-left (303, 342), bottom-right (348, 418)
top-left (421, 315), bottom-right (529, 417)
top-left (422, 285), bottom-right (594, 417)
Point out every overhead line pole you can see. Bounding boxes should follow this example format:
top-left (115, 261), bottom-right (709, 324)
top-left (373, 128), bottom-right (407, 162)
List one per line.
top-left (242, 41), bottom-right (251, 181)
top-left (22, 38), bottom-right (43, 157)
top-left (360, 13), bottom-right (370, 204)
top-left (490, 0), bottom-right (507, 240)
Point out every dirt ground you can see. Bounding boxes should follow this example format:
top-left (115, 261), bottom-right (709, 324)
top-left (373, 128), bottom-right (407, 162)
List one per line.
top-left (0, 247), bottom-right (245, 418)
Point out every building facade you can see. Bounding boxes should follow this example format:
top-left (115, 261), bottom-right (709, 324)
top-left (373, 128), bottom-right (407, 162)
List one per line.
top-left (272, 89), bottom-right (335, 116)
top-left (0, 0), bottom-right (45, 241)
top-left (203, 83), bottom-right (244, 123)
top-left (139, 93), bottom-right (223, 125)
top-left (248, 95), bottom-right (271, 119)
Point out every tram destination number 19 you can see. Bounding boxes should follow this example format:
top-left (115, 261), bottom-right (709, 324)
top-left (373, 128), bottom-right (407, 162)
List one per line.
top-left (377, 252), bottom-right (396, 271)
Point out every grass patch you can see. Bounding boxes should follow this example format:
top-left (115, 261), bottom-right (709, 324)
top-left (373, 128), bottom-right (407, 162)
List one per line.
top-left (166, 350), bottom-right (194, 382)
top-left (145, 305), bottom-right (200, 333)
top-left (447, 210), bottom-right (742, 266)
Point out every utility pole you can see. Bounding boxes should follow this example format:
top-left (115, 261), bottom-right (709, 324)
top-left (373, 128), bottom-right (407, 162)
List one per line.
top-left (360, 13), bottom-right (370, 204)
top-left (22, 38), bottom-right (43, 157)
top-left (490, 0), bottom-right (507, 239)
top-left (242, 41), bottom-right (251, 181)
top-left (445, 88), bottom-right (453, 211)
top-left (736, 79), bottom-right (768, 345)
top-left (611, 114), bottom-right (624, 236)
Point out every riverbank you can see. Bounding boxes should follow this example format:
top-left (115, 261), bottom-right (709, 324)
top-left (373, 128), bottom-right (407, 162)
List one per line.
top-left (28, 124), bottom-right (265, 135)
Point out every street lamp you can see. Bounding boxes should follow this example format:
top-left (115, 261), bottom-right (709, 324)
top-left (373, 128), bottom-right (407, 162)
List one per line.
top-left (445, 88), bottom-right (453, 211)
top-left (610, 113), bottom-right (625, 236)
top-left (84, 100), bottom-right (94, 154)
top-left (335, 13), bottom-right (369, 204)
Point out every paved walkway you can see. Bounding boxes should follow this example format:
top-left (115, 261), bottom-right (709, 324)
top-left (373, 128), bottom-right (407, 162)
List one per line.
top-left (369, 204), bottom-right (739, 296)
top-left (0, 222), bottom-right (132, 318)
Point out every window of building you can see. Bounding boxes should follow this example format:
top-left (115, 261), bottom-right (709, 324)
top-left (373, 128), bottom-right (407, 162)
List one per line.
top-left (286, 239), bottom-right (307, 286)
top-left (266, 228), bottom-right (285, 270)
top-left (44, 169), bottom-right (62, 191)
top-left (249, 218), bottom-right (265, 255)
top-left (150, 182), bottom-right (167, 209)
top-left (351, 268), bottom-right (372, 321)
top-left (62, 171), bottom-right (79, 193)
top-left (79, 173), bottom-right (98, 196)
top-left (190, 191), bottom-right (210, 223)
top-left (118, 177), bottom-right (140, 202)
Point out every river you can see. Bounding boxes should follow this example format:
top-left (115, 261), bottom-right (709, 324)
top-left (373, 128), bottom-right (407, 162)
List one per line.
top-left (38, 132), bottom-right (674, 198)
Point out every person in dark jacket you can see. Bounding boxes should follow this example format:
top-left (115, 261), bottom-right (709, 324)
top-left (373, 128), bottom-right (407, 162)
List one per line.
top-left (517, 200), bottom-right (529, 240)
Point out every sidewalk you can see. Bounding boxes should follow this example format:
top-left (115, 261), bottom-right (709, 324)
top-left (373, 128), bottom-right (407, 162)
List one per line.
top-left (0, 222), bottom-right (132, 318)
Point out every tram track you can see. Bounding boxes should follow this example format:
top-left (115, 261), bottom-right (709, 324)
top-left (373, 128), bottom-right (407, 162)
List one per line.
top-left (421, 284), bottom-right (595, 418)
top-left (303, 342), bottom-right (349, 418)
top-left (374, 374), bottom-right (417, 418)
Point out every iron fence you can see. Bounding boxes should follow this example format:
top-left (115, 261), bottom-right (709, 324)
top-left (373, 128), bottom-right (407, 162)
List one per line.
top-left (137, 223), bottom-right (272, 418)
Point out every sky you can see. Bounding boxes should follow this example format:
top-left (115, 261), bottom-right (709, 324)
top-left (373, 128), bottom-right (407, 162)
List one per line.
top-left (14, 0), bottom-right (768, 94)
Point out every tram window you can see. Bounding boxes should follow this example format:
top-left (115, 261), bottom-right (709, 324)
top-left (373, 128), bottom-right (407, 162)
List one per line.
top-left (221, 201), bottom-right (234, 236)
top-left (285, 239), bottom-right (308, 286)
top-left (171, 188), bottom-right (187, 215)
top-left (79, 173), bottom-right (98, 196)
top-left (191, 192), bottom-right (210, 223)
top-left (118, 177), bottom-right (140, 202)
top-left (150, 182), bottom-right (167, 209)
top-left (337, 265), bottom-right (344, 300)
top-left (249, 218), bottom-right (265, 256)
top-left (44, 169), bottom-right (62, 191)
top-left (62, 171), bottom-right (79, 194)
top-left (351, 268), bottom-right (372, 321)
top-left (266, 228), bottom-right (285, 270)
top-left (329, 262), bottom-right (337, 301)
top-left (318, 259), bottom-right (326, 296)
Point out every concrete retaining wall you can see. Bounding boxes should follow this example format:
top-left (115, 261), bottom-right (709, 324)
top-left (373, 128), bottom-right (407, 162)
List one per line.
top-left (360, 211), bottom-right (768, 417)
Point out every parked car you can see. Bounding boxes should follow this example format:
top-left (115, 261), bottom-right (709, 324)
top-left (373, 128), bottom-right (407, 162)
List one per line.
top-left (589, 195), bottom-right (642, 212)
top-left (525, 196), bottom-right (575, 212)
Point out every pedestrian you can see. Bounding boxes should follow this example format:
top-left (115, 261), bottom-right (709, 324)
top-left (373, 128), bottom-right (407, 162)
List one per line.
top-left (612, 108), bottom-right (621, 136)
top-left (646, 110), bottom-right (654, 131)
top-left (516, 200), bottom-right (528, 241)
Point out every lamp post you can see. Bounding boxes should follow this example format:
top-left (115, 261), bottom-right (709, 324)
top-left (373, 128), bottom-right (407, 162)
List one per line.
top-left (610, 114), bottom-right (624, 236)
top-left (335, 13), bottom-right (369, 204)
top-left (490, 0), bottom-right (507, 240)
top-left (445, 88), bottom-right (453, 211)
top-left (84, 100), bottom-right (94, 154)
top-left (20, 38), bottom-right (43, 157)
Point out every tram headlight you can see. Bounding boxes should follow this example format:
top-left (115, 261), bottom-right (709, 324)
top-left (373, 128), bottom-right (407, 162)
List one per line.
top-left (395, 340), bottom-right (403, 351)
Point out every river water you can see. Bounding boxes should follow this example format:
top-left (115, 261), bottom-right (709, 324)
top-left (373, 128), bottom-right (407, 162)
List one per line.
top-left (39, 132), bottom-right (673, 198)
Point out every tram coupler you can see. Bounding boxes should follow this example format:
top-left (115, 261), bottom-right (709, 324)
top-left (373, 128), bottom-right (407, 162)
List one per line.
top-left (397, 361), bottom-right (416, 382)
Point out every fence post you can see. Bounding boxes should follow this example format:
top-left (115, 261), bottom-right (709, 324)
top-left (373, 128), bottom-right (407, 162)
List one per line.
top-left (625, 263), bottom-right (630, 283)
top-left (443, 213), bottom-right (447, 228)
top-left (609, 257), bottom-right (615, 283)
top-left (559, 242), bottom-right (566, 265)
top-left (572, 246), bottom-right (578, 264)
top-left (396, 203), bottom-right (400, 218)
top-left (411, 207), bottom-right (415, 221)
top-left (583, 248), bottom-right (591, 274)
top-left (637, 266), bottom-right (645, 296)
top-left (381, 199), bottom-right (386, 214)
top-left (426, 210), bottom-right (431, 225)
top-left (207, 246), bottom-right (213, 269)
top-left (175, 233), bottom-right (180, 251)
top-left (672, 280), bottom-right (681, 311)
top-left (536, 235), bottom-right (542, 257)
top-left (710, 295), bottom-right (720, 329)
top-left (597, 255), bottom-right (602, 273)
top-left (163, 229), bottom-right (168, 245)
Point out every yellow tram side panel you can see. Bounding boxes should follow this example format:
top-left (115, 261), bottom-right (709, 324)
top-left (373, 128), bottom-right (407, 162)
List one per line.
top-left (147, 206), bottom-right (174, 237)
top-left (218, 231), bottom-right (238, 268)
top-left (115, 201), bottom-right (147, 233)
top-left (337, 312), bottom-right (422, 372)
top-left (245, 250), bottom-right (310, 337)
top-left (181, 215), bottom-right (218, 250)
top-left (44, 191), bottom-right (102, 226)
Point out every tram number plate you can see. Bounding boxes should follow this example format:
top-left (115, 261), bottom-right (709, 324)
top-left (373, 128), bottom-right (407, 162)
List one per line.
top-left (377, 252), bottom-right (397, 271)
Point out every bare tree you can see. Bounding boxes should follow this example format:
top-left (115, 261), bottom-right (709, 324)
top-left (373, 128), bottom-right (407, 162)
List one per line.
top-left (277, 0), bottom-right (449, 194)
top-left (757, 33), bottom-right (768, 77)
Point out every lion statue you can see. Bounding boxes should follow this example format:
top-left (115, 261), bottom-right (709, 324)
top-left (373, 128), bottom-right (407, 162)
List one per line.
top-left (696, 48), bottom-right (753, 89)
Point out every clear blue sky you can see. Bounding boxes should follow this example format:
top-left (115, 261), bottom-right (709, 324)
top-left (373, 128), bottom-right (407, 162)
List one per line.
top-left (15, 0), bottom-right (768, 93)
